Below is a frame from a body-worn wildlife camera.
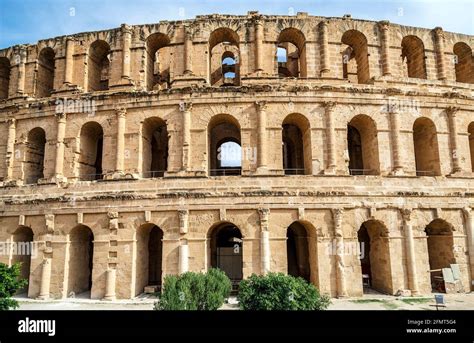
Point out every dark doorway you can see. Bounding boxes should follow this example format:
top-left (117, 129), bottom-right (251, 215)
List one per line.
top-left (287, 222), bottom-right (310, 282)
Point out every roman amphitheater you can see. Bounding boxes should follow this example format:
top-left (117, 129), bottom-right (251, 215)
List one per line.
top-left (0, 11), bottom-right (473, 301)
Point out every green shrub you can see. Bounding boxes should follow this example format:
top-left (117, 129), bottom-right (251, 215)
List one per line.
top-left (155, 268), bottom-right (231, 310)
top-left (0, 263), bottom-right (27, 311)
top-left (237, 273), bottom-right (331, 310)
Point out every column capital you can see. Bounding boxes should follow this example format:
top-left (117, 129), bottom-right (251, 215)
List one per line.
top-left (446, 106), bottom-right (459, 117)
top-left (179, 101), bottom-right (192, 112)
top-left (55, 112), bottom-right (67, 122)
top-left (331, 208), bottom-right (343, 234)
top-left (6, 117), bottom-right (16, 126)
top-left (462, 207), bottom-right (473, 219)
top-left (184, 24), bottom-right (193, 39)
top-left (258, 207), bottom-right (270, 220)
top-left (255, 100), bottom-right (267, 111)
top-left (400, 207), bottom-right (412, 222)
top-left (433, 26), bottom-right (444, 37)
top-left (319, 20), bottom-right (329, 28)
top-left (65, 36), bottom-right (76, 42)
top-left (121, 23), bottom-right (133, 35)
top-left (323, 101), bottom-right (336, 111)
top-left (377, 20), bottom-right (390, 30)
top-left (115, 107), bottom-right (126, 118)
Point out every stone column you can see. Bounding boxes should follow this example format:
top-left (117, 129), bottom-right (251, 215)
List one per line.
top-left (433, 27), bottom-right (447, 81)
top-left (179, 241), bottom-right (189, 274)
top-left (5, 118), bottom-right (16, 181)
top-left (115, 108), bottom-right (126, 174)
top-left (378, 21), bottom-right (392, 76)
top-left (15, 46), bottom-right (27, 96)
top-left (180, 102), bottom-right (192, 171)
top-left (63, 37), bottom-right (74, 85)
top-left (319, 21), bottom-right (330, 77)
top-left (259, 208), bottom-right (270, 274)
top-left (183, 25), bottom-right (193, 75)
top-left (389, 105), bottom-right (403, 174)
top-left (54, 113), bottom-right (67, 180)
top-left (332, 209), bottom-right (347, 297)
top-left (121, 24), bottom-right (132, 80)
top-left (256, 101), bottom-right (267, 172)
top-left (324, 102), bottom-right (337, 174)
top-left (254, 18), bottom-right (263, 72)
top-left (37, 258), bottom-right (52, 300)
top-left (103, 268), bottom-right (117, 301)
top-left (462, 207), bottom-right (474, 290)
top-left (401, 208), bottom-right (419, 295)
top-left (447, 106), bottom-right (461, 174)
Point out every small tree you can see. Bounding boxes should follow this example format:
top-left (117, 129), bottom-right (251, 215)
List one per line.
top-left (0, 263), bottom-right (27, 310)
top-left (155, 268), bottom-right (231, 310)
top-left (238, 273), bottom-right (331, 310)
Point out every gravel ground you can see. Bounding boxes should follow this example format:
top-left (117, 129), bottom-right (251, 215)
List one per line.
top-left (14, 293), bottom-right (474, 311)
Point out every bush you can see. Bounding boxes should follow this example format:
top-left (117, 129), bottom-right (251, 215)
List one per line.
top-left (237, 273), bottom-right (331, 310)
top-left (155, 268), bottom-right (231, 310)
top-left (0, 263), bottom-right (27, 311)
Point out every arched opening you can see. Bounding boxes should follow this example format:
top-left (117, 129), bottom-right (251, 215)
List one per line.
top-left (357, 220), bottom-right (392, 294)
top-left (36, 47), bottom-right (55, 97)
top-left (282, 113), bottom-right (311, 175)
top-left (209, 28), bottom-right (240, 86)
top-left (25, 127), bottom-right (46, 184)
top-left (401, 35), bottom-right (427, 79)
top-left (146, 33), bottom-right (171, 91)
top-left (0, 57), bottom-right (10, 99)
top-left (221, 52), bottom-right (237, 85)
top-left (277, 28), bottom-right (306, 78)
top-left (208, 114), bottom-right (241, 176)
top-left (453, 42), bottom-right (474, 84)
top-left (469, 122), bottom-right (474, 172)
top-left (79, 122), bottom-right (103, 181)
top-left (209, 222), bottom-right (243, 289)
top-left (425, 219), bottom-right (455, 293)
top-left (68, 225), bottom-right (94, 297)
top-left (347, 115), bottom-right (380, 175)
top-left (136, 224), bottom-right (163, 295)
top-left (88, 40), bottom-right (110, 92)
top-left (142, 117), bottom-right (168, 178)
top-left (12, 226), bottom-right (34, 294)
top-left (286, 222), bottom-right (311, 282)
top-left (341, 30), bottom-right (370, 84)
top-left (413, 117), bottom-right (441, 176)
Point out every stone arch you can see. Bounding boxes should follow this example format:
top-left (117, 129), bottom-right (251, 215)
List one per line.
top-left (453, 42), bottom-right (474, 84)
top-left (277, 28), bottom-right (307, 78)
top-left (67, 225), bottom-right (94, 297)
top-left (208, 114), bottom-right (241, 176)
top-left (413, 117), bottom-right (441, 176)
top-left (209, 28), bottom-right (240, 86)
top-left (135, 223), bottom-right (163, 296)
top-left (207, 221), bottom-right (243, 287)
top-left (36, 47), bottom-right (55, 98)
top-left (424, 219), bottom-right (455, 292)
top-left (401, 35), bottom-right (427, 79)
top-left (357, 220), bottom-right (392, 294)
top-left (87, 40), bottom-right (111, 92)
top-left (11, 226), bottom-right (34, 294)
top-left (146, 32), bottom-right (171, 91)
top-left (282, 113), bottom-right (311, 175)
top-left (142, 117), bottom-right (168, 178)
top-left (79, 121), bottom-right (104, 180)
top-left (469, 122), bottom-right (474, 172)
top-left (347, 114), bottom-right (380, 175)
top-left (24, 127), bottom-right (46, 184)
top-left (341, 30), bottom-right (370, 84)
top-left (0, 57), bottom-right (10, 99)
top-left (286, 221), bottom-right (318, 286)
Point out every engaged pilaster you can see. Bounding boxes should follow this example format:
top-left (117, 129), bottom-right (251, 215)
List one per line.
top-left (378, 21), bottom-right (392, 76)
top-left (332, 208), bottom-right (348, 297)
top-left (401, 208), bottom-right (419, 295)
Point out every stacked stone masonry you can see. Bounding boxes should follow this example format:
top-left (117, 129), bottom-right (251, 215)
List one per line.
top-left (0, 12), bottom-right (473, 300)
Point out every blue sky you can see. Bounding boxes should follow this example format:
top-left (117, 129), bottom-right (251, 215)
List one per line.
top-left (0, 0), bottom-right (473, 48)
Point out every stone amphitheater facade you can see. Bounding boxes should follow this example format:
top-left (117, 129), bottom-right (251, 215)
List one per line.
top-left (0, 11), bottom-right (473, 300)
